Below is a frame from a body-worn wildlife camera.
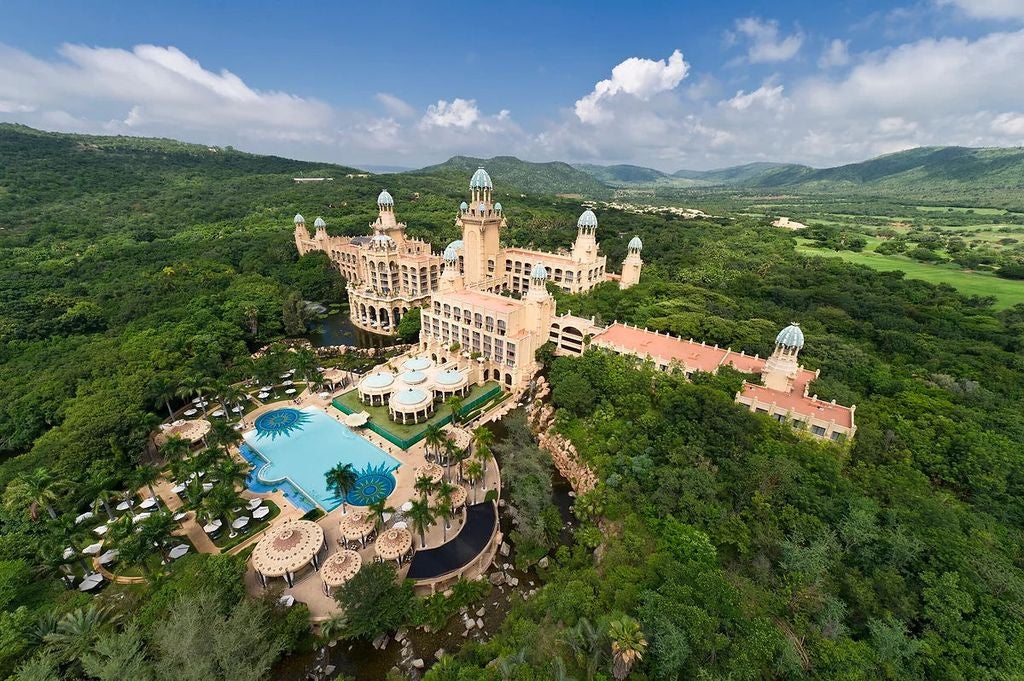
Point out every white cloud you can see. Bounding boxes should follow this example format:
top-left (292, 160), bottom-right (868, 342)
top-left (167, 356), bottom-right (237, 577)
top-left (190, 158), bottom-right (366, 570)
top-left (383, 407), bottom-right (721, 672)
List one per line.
top-left (991, 112), bottom-right (1024, 135)
top-left (725, 84), bottom-right (788, 112)
top-left (819, 39), bottom-right (851, 68)
top-left (574, 50), bottom-right (689, 123)
top-left (419, 98), bottom-right (480, 129)
top-left (375, 92), bottom-right (415, 118)
top-left (732, 18), bottom-right (804, 63)
top-left (937, 0), bottom-right (1024, 19)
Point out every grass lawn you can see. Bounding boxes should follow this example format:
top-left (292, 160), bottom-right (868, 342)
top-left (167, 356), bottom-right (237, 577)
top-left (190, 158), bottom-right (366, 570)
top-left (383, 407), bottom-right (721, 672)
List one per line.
top-left (796, 243), bottom-right (1024, 308)
top-left (915, 205), bottom-right (1014, 215)
top-left (210, 498), bottom-right (281, 552)
top-left (332, 381), bottom-right (502, 441)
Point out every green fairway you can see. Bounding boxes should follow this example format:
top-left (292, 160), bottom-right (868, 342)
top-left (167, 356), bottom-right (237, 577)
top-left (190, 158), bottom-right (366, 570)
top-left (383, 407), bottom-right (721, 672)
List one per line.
top-left (795, 244), bottom-right (1024, 308)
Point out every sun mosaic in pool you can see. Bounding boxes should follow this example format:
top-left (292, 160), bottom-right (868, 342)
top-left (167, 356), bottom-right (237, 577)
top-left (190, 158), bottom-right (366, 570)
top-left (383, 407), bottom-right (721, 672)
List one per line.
top-left (253, 408), bottom-right (311, 440)
top-left (345, 462), bottom-right (398, 506)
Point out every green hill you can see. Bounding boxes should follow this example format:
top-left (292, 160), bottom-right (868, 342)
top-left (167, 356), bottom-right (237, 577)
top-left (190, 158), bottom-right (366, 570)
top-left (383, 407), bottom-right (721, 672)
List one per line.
top-left (673, 161), bottom-right (810, 185)
top-left (574, 163), bottom-right (670, 184)
top-left (412, 155), bottom-right (610, 197)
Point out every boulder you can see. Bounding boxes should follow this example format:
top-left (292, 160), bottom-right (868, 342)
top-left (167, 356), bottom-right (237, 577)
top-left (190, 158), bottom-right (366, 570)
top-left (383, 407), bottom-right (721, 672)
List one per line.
top-left (500, 542), bottom-right (511, 557)
top-left (538, 556), bottom-right (550, 569)
top-left (476, 618), bottom-right (484, 629)
top-left (488, 572), bottom-right (506, 586)
top-left (434, 648), bottom-right (446, 661)
top-left (476, 607), bottom-right (486, 617)
top-left (412, 659), bottom-right (425, 669)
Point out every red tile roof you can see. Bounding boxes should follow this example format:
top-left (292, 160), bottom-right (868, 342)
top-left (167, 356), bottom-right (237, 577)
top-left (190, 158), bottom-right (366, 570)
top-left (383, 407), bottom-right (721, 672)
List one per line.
top-left (591, 323), bottom-right (768, 375)
top-left (740, 382), bottom-right (854, 428)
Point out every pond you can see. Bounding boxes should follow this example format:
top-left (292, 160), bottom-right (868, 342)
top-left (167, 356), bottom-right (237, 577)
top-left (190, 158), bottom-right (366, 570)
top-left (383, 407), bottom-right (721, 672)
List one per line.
top-left (306, 310), bottom-right (397, 350)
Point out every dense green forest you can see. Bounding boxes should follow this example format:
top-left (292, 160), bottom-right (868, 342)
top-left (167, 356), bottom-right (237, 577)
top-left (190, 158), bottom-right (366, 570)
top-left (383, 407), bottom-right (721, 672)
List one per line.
top-left (2, 124), bottom-right (1024, 679)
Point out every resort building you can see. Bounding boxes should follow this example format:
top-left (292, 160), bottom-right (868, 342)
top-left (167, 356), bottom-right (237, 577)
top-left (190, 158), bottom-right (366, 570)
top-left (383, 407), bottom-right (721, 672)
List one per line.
top-left (583, 321), bottom-right (856, 441)
top-left (292, 169), bottom-right (641, 336)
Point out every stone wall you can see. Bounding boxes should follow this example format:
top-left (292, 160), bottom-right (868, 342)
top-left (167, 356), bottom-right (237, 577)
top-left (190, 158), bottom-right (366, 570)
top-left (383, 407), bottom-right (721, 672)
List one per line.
top-left (525, 377), bottom-right (597, 495)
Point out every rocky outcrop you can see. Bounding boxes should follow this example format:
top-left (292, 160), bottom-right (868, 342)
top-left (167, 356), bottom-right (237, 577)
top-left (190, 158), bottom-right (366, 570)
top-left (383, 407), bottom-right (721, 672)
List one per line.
top-left (526, 377), bottom-right (597, 495)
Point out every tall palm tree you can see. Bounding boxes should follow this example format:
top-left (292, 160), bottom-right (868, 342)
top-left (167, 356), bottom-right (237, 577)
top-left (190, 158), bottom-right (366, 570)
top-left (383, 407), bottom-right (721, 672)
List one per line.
top-left (407, 498), bottom-right (435, 549)
top-left (443, 438), bottom-right (463, 482)
top-left (475, 442), bottom-right (494, 490)
top-left (210, 458), bottom-right (248, 490)
top-left (159, 434), bottom-right (190, 463)
top-left (137, 511), bottom-right (177, 564)
top-left (413, 474), bottom-right (436, 502)
top-left (561, 618), bottom-right (604, 681)
top-left (445, 395), bottom-right (464, 425)
top-left (472, 425), bottom-right (494, 460)
top-left (464, 460), bottom-right (483, 504)
top-left (92, 487), bottom-right (120, 522)
top-left (207, 419), bottom-right (242, 460)
top-left (131, 466), bottom-right (163, 511)
top-left (202, 483), bottom-right (243, 537)
top-left (292, 347), bottom-right (318, 385)
top-left (434, 500), bottom-right (454, 542)
top-left (220, 385), bottom-right (247, 421)
top-left (43, 605), bottom-right (119, 662)
top-left (367, 498), bottom-right (395, 533)
top-left (176, 373), bottom-right (206, 406)
top-left (325, 463), bottom-right (358, 514)
top-left (4, 468), bottom-right (61, 520)
top-left (608, 616), bottom-right (647, 681)
top-left (150, 375), bottom-right (179, 420)
top-left (423, 424), bottom-right (445, 463)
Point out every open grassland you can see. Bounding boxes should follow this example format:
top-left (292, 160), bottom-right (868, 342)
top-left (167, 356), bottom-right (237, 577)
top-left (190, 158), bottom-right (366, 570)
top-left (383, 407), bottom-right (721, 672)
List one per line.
top-left (795, 243), bottom-right (1024, 308)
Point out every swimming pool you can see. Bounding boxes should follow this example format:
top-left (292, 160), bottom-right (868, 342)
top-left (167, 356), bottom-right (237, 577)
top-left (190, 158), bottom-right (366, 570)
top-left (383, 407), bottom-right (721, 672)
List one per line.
top-left (242, 406), bottom-right (401, 511)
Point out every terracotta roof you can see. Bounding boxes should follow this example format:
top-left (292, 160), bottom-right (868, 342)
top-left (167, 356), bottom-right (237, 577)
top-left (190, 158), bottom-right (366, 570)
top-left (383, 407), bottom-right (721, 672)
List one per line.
top-left (443, 289), bottom-right (523, 314)
top-left (591, 323), bottom-right (730, 373)
top-left (740, 383), bottom-right (854, 428)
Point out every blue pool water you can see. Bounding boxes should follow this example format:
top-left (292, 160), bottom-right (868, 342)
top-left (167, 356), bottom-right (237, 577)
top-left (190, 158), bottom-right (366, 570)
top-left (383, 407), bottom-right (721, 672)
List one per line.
top-left (242, 407), bottom-right (400, 511)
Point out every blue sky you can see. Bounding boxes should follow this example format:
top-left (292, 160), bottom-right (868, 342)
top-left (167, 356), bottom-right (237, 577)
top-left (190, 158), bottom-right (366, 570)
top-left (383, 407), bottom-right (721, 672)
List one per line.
top-left (1, 0), bottom-right (1023, 170)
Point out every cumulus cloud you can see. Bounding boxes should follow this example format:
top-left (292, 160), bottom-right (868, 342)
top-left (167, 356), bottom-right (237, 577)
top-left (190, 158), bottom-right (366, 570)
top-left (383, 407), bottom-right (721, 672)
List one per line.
top-left (991, 112), bottom-right (1024, 135)
top-left (937, 0), bottom-right (1024, 19)
top-left (731, 18), bottom-right (804, 63)
top-left (574, 50), bottom-right (689, 123)
top-left (819, 39), bottom-right (851, 68)
top-left (419, 98), bottom-right (480, 129)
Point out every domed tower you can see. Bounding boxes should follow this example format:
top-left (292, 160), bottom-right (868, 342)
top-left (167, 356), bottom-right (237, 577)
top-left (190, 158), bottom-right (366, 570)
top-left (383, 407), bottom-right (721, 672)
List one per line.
top-left (620, 235), bottom-right (643, 289)
top-left (524, 262), bottom-right (556, 343)
top-left (314, 216), bottom-right (328, 240)
top-left (458, 168), bottom-right (504, 284)
top-left (439, 242), bottom-right (465, 293)
top-left (572, 209), bottom-right (599, 260)
top-left (293, 213), bottom-right (310, 255)
top-left (762, 323), bottom-right (804, 392)
top-left (373, 189), bottom-right (405, 243)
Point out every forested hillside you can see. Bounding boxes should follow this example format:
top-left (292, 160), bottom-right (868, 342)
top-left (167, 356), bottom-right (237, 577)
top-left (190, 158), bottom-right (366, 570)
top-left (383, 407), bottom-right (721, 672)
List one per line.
top-left (411, 155), bottom-right (611, 197)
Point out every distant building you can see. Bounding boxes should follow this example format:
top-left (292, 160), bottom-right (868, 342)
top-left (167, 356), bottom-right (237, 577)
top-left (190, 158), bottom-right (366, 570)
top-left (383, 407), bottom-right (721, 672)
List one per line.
top-left (293, 177), bottom-right (335, 183)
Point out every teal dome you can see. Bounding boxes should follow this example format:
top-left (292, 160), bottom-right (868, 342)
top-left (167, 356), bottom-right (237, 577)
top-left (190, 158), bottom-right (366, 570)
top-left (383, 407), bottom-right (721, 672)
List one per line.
top-left (443, 245), bottom-right (458, 262)
top-left (377, 190), bottom-right (394, 205)
top-left (314, 217), bottom-right (326, 228)
top-left (402, 357), bottom-right (432, 371)
top-left (470, 167), bottom-right (492, 189)
top-left (435, 369), bottom-right (465, 386)
top-left (628, 235), bottom-right (643, 251)
top-left (577, 209), bottom-right (598, 228)
top-left (459, 201), bottom-right (468, 211)
top-left (401, 371), bottom-right (427, 385)
top-left (494, 202), bottom-right (502, 212)
top-left (294, 213), bottom-right (305, 224)
top-left (776, 323), bottom-right (804, 349)
top-left (396, 388), bottom-right (429, 406)
top-left (363, 372), bottom-right (395, 389)
top-left (477, 202), bottom-right (486, 213)
top-left (531, 263), bottom-right (548, 279)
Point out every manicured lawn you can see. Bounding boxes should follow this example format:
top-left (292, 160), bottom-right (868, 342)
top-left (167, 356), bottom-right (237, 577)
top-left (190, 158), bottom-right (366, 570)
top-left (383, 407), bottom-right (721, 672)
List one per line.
top-left (915, 205), bottom-right (1014, 215)
top-left (796, 243), bottom-right (1024, 308)
top-left (209, 498), bottom-right (281, 552)
top-left (332, 381), bottom-right (502, 440)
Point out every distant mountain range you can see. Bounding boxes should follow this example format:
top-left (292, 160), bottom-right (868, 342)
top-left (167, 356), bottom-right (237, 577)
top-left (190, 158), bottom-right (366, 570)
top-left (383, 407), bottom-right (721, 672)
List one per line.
top-left (409, 155), bottom-right (610, 197)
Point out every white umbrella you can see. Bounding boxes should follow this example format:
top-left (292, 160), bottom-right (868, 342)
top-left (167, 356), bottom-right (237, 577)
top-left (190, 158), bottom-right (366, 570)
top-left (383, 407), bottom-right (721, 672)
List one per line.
top-left (168, 544), bottom-right (190, 560)
top-left (203, 520), bottom-right (222, 533)
top-left (257, 392), bottom-right (270, 399)
top-left (173, 511), bottom-right (189, 522)
top-left (75, 511), bottom-right (94, 524)
top-left (247, 498), bottom-right (264, 510)
top-left (318, 391), bottom-right (330, 398)
top-left (231, 405), bottom-right (244, 413)
top-left (171, 482), bottom-right (186, 495)
top-left (282, 380), bottom-right (294, 386)
top-left (83, 542), bottom-right (104, 555)
top-left (212, 409), bottom-right (225, 417)
top-left (252, 506), bottom-right (270, 520)
top-left (79, 573), bottom-right (104, 591)
top-left (93, 525), bottom-right (109, 536)
top-left (231, 516), bottom-right (250, 530)
top-left (183, 408), bottom-right (198, 416)
top-left (392, 521), bottom-right (408, 530)
top-left (202, 482), bottom-right (213, 493)
top-left (279, 595), bottom-right (295, 607)
top-left (197, 400), bottom-right (209, 407)
top-left (279, 372), bottom-right (292, 379)
top-left (115, 500), bottom-right (132, 512)
top-left (192, 397), bottom-right (203, 404)
top-left (62, 547), bottom-right (76, 560)
top-left (400, 501), bottom-right (413, 513)
top-left (132, 512), bottom-right (152, 524)
top-left (139, 497), bottom-right (157, 509)
top-left (97, 549), bottom-right (118, 565)
top-left (284, 388), bottom-right (297, 395)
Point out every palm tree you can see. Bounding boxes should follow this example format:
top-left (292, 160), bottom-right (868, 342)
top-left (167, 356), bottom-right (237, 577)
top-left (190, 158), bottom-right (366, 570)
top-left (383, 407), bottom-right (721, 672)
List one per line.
top-left (137, 511), bottom-right (177, 564)
top-left (220, 385), bottom-right (247, 421)
top-left (367, 498), bottom-right (394, 533)
top-left (561, 618), bottom-right (604, 681)
top-left (445, 395), bottom-right (464, 425)
top-left (608, 616), bottom-right (647, 681)
top-left (208, 419), bottom-right (242, 459)
top-left (292, 347), bottom-right (318, 385)
top-left (159, 434), bottom-right (190, 463)
top-left (444, 438), bottom-right (463, 482)
top-left (43, 605), bottom-right (119, 662)
top-left (475, 442), bottom-right (494, 490)
top-left (117, 532), bottom-right (157, 578)
top-left (423, 423), bottom-right (445, 463)
top-left (210, 458), bottom-right (248, 490)
top-left (4, 468), bottom-right (61, 520)
top-left (464, 460), bottom-right (483, 504)
top-left (202, 483), bottom-right (243, 537)
top-left (150, 375), bottom-right (179, 420)
top-left (434, 500), bottom-right (454, 542)
top-left (325, 463), bottom-right (358, 514)
top-left (413, 474), bottom-right (436, 502)
top-left (131, 466), bottom-right (163, 511)
top-left (472, 425), bottom-right (494, 459)
top-left (407, 498), bottom-right (435, 549)
top-left (176, 373), bottom-right (206, 406)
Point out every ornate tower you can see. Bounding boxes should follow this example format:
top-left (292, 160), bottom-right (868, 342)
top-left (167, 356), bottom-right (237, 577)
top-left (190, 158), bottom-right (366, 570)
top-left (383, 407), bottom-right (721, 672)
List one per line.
top-left (439, 242), bottom-right (465, 293)
top-left (762, 323), bottom-right (804, 392)
top-left (373, 190), bottom-right (406, 244)
top-left (313, 216), bottom-right (328, 241)
top-left (572, 209), bottom-right (598, 260)
top-left (457, 168), bottom-right (504, 284)
top-left (293, 214), bottom-right (308, 255)
top-left (620, 235), bottom-right (643, 289)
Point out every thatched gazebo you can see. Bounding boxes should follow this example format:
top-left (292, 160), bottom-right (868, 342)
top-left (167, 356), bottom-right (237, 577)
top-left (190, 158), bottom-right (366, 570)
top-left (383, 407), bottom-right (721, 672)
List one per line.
top-left (251, 519), bottom-right (325, 587)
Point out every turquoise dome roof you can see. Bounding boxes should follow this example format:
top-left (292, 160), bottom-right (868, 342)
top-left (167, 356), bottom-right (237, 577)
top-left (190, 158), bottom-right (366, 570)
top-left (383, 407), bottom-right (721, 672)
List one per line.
top-left (577, 209), bottom-right (598, 228)
top-left (436, 369), bottom-right (465, 386)
top-left (314, 217), bottom-right (326, 228)
top-left (402, 357), bottom-right (432, 371)
top-left (470, 167), bottom-right (492, 189)
top-left (628, 235), bottom-right (643, 250)
top-left (494, 202), bottom-right (502, 212)
top-left (477, 202), bottom-right (486, 213)
top-left (776, 323), bottom-right (805, 349)
top-left (443, 245), bottom-right (458, 262)
top-left (396, 388), bottom-right (429, 406)
top-left (459, 201), bottom-right (468, 211)
top-left (363, 372), bottom-right (395, 389)
top-left (294, 213), bottom-right (305, 224)
top-left (447, 239), bottom-right (464, 250)
top-left (401, 370), bottom-right (427, 385)
top-left (531, 263), bottom-right (548, 279)
top-left (377, 189), bottom-right (394, 205)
